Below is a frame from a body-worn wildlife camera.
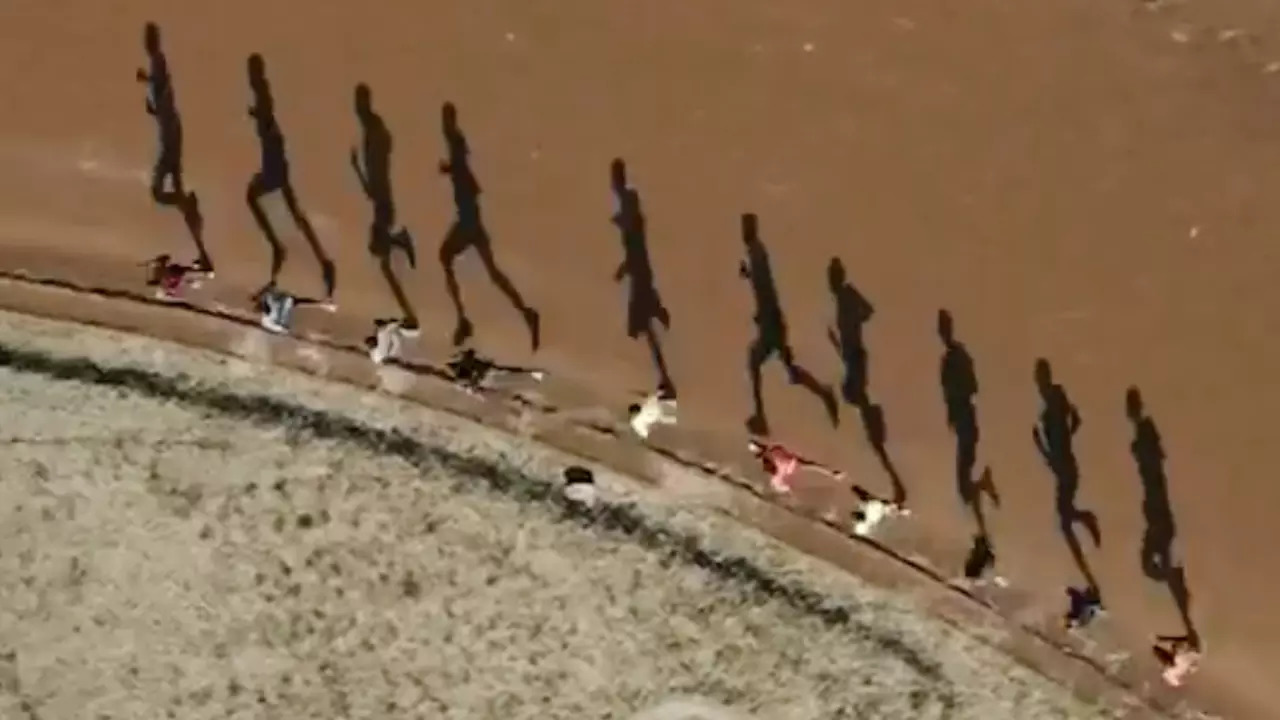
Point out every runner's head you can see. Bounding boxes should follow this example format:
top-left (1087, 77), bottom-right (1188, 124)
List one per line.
top-left (627, 403), bottom-right (642, 418)
top-left (363, 335), bottom-right (378, 351)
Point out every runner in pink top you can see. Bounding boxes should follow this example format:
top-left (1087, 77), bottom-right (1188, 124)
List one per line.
top-left (145, 253), bottom-right (213, 301)
top-left (748, 439), bottom-right (844, 493)
top-left (1152, 635), bottom-right (1201, 687)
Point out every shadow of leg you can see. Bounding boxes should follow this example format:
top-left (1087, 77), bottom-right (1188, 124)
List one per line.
top-left (439, 223), bottom-right (472, 346)
top-left (746, 338), bottom-right (771, 434)
top-left (1061, 520), bottom-right (1100, 594)
top-left (1166, 565), bottom-right (1198, 645)
top-left (861, 402), bottom-right (905, 504)
top-left (784, 355), bottom-right (839, 427)
top-left (379, 258), bottom-right (417, 326)
top-left (246, 178), bottom-right (285, 280)
top-left (642, 327), bottom-right (674, 396)
top-left (282, 184), bottom-right (335, 297)
top-left (178, 192), bottom-right (213, 271)
top-left (474, 233), bottom-right (539, 351)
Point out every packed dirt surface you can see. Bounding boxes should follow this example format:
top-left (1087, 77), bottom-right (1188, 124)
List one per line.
top-left (0, 310), bottom-right (1117, 720)
top-left (0, 1), bottom-right (1278, 717)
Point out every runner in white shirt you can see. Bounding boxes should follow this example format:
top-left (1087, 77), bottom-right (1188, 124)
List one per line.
top-left (850, 484), bottom-right (909, 537)
top-left (628, 386), bottom-right (677, 439)
top-left (253, 283), bottom-right (335, 334)
top-left (363, 318), bottom-right (420, 364)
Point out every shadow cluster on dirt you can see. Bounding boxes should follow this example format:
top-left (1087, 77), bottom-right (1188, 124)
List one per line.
top-left (125, 24), bottom-right (1206, 665)
top-left (245, 53), bottom-right (335, 296)
top-left (136, 22), bottom-right (212, 271)
top-left (350, 83), bottom-right (417, 326)
top-left (739, 213), bottom-right (838, 436)
top-left (609, 159), bottom-right (674, 394)
top-left (437, 102), bottom-right (539, 350)
top-left (0, 337), bottom-right (952, 694)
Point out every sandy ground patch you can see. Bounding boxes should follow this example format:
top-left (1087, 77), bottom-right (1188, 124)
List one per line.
top-left (0, 310), bottom-right (1123, 719)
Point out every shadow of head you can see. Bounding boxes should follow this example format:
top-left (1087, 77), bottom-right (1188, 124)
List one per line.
top-left (442, 101), bottom-right (459, 133)
top-left (1034, 357), bottom-right (1055, 397)
top-left (1125, 385), bottom-right (1146, 423)
top-left (740, 212), bottom-right (759, 246)
top-left (143, 22), bottom-right (161, 54)
top-left (610, 157), bottom-right (628, 194)
top-left (247, 53), bottom-right (267, 89)
top-left (827, 257), bottom-right (847, 292)
top-left (938, 308), bottom-right (956, 345)
top-left (354, 83), bottom-right (374, 119)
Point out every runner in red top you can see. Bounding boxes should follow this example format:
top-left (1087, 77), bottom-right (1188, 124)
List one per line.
top-left (144, 253), bottom-right (213, 301)
top-left (748, 438), bottom-right (844, 494)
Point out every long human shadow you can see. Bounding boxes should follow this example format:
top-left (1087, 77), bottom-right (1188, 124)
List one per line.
top-left (938, 309), bottom-right (1000, 571)
top-left (1032, 358), bottom-right (1103, 595)
top-left (1125, 387), bottom-right (1177, 580)
top-left (1126, 387), bottom-right (1198, 642)
top-left (739, 213), bottom-right (838, 436)
top-left (244, 53), bottom-right (334, 296)
top-left (437, 102), bottom-right (540, 350)
top-left (826, 257), bottom-right (903, 503)
top-left (135, 23), bottom-right (212, 270)
top-left (350, 83), bottom-right (417, 324)
top-left (609, 158), bottom-right (674, 393)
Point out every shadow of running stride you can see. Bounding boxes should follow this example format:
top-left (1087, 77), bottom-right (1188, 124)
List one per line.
top-left (350, 83), bottom-right (417, 326)
top-left (610, 158), bottom-right (674, 393)
top-left (739, 213), bottom-right (838, 436)
top-left (135, 22), bottom-right (212, 271)
top-left (437, 102), bottom-right (540, 350)
top-left (826, 257), bottom-right (904, 504)
top-left (244, 53), bottom-right (335, 296)
top-left (1032, 358), bottom-right (1102, 598)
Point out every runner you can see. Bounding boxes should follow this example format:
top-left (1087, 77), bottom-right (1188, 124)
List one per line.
top-left (748, 438), bottom-right (844, 494)
top-left (562, 465), bottom-right (598, 507)
top-left (363, 318), bottom-right (420, 365)
top-left (628, 386), bottom-right (677, 439)
top-left (252, 282), bottom-right (336, 334)
top-left (1152, 634), bottom-right (1201, 687)
top-left (850, 483), bottom-right (910, 537)
top-left (957, 532), bottom-right (1008, 589)
top-left (447, 347), bottom-right (545, 395)
top-left (145, 253), bottom-right (212, 301)
top-left (1062, 585), bottom-right (1106, 629)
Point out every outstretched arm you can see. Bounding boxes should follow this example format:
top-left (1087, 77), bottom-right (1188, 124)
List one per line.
top-left (798, 457), bottom-right (844, 479)
top-left (613, 261), bottom-right (629, 282)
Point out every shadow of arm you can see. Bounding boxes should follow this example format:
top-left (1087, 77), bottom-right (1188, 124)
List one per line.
top-left (349, 149), bottom-right (371, 197)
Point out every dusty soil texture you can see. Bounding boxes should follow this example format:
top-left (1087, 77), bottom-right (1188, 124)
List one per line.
top-left (0, 310), bottom-right (1119, 720)
top-left (0, 0), bottom-right (1277, 717)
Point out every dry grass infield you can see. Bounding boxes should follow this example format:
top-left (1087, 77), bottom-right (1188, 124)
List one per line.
top-left (0, 310), bottom-right (1127, 719)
